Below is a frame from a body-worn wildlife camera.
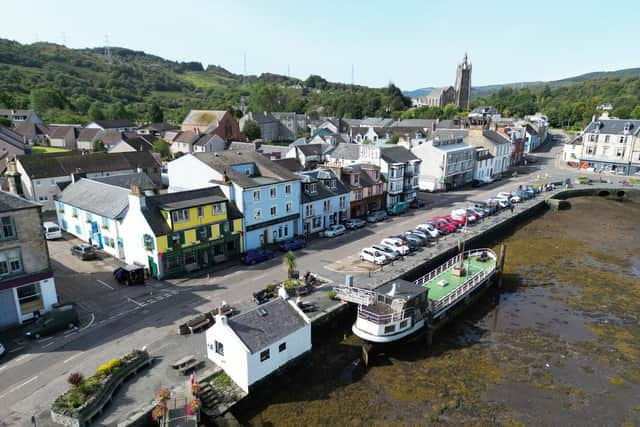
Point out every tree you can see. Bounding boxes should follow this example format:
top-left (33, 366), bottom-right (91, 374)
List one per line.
top-left (388, 133), bottom-right (401, 145)
top-left (153, 138), bottom-right (170, 159)
top-left (630, 105), bottom-right (640, 119)
top-left (29, 88), bottom-right (66, 112)
top-left (243, 120), bottom-right (261, 141)
top-left (283, 251), bottom-right (296, 279)
top-left (93, 139), bottom-right (107, 152)
top-left (147, 102), bottom-right (164, 123)
top-left (88, 102), bottom-right (105, 121)
top-left (0, 117), bottom-right (12, 127)
top-left (442, 104), bottom-right (459, 119)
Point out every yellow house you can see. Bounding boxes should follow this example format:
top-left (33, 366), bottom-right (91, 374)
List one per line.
top-left (123, 186), bottom-right (243, 278)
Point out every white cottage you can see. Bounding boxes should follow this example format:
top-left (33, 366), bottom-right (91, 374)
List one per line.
top-left (205, 297), bottom-right (311, 393)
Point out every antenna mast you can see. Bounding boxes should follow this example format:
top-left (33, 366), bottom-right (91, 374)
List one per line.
top-left (104, 34), bottom-right (113, 64)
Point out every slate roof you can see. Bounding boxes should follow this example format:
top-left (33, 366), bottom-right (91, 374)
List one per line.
top-left (227, 141), bottom-right (257, 151)
top-left (431, 129), bottom-right (468, 141)
top-left (248, 112), bottom-right (278, 124)
top-left (58, 179), bottom-right (131, 219)
top-left (380, 146), bottom-right (420, 163)
top-left (48, 126), bottom-right (77, 139)
top-left (77, 128), bottom-right (101, 142)
top-left (174, 131), bottom-right (199, 144)
top-left (99, 130), bottom-right (126, 146)
top-left (227, 298), bottom-right (307, 353)
top-left (482, 129), bottom-right (511, 145)
top-left (91, 172), bottom-right (156, 190)
top-left (15, 122), bottom-right (48, 139)
top-left (330, 143), bottom-right (360, 160)
top-left (341, 163), bottom-right (381, 189)
top-left (361, 118), bottom-right (394, 127)
top-left (141, 187), bottom-right (228, 235)
top-left (139, 122), bottom-right (177, 132)
top-left (392, 119), bottom-right (437, 129)
top-left (298, 168), bottom-right (349, 203)
top-left (91, 119), bottom-right (135, 129)
top-left (193, 151), bottom-right (299, 188)
top-left (296, 143), bottom-right (327, 156)
top-left (584, 119), bottom-right (640, 136)
top-left (0, 190), bottom-right (39, 213)
top-left (273, 158), bottom-right (304, 172)
top-left (121, 135), bottom-right (153, 151)
top-left (0, 126), bottom-right (27, 151)
top-left (17, 151), bottom-right (160, 179)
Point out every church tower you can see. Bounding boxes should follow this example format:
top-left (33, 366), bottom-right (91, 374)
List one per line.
top-left (454, 53), bottom-right (472, 110)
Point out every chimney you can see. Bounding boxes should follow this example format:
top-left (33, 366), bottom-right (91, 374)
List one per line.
top-left (387, 282), bottom-right (397, 297)
top-left (128, 184), bottom-right (146, 210)
top-left (216, 307), bottom-right (228, 326)
top-left (601, 111), bottom-right (610, 120)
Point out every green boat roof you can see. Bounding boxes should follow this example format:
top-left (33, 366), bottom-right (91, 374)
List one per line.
top-left (422, 254), bottom-right (496, 301)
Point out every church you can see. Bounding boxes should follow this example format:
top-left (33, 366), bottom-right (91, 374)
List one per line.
top-left (414, 54), bottom-right (472, 110)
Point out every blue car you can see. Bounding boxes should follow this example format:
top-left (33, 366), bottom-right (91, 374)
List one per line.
top-left (240, 249), bottom-right (274, 265)
top-left (278, 238), bottom-right (306, 251)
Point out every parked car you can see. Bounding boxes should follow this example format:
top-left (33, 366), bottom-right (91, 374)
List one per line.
top-left (240, 249), bottom-right (274, 265)
top-left (359, 248), bottom-right (387, 265)
top-left (322, 224), bottom-right (346, 237)
top-left (489, 197), bottom-right (511, 209)
top-left (344, 218), bottom-right (367, 230)
top-left (474, 201), bottom-right (498, 216)
top-left (0, 341), bottom-right (5, 357)
top-left (417, 223), bottom-right (442, 238)
top-left (408, 229), bottom-right (433, 242)
top-left (43, 222), bottom-right (62, 240)
top-left (497, 192), bottom-right (521, 203)
top-left (452, 209), bottom-right (476, 223)
top-left (380, 238), bottom-right (410, 255)
top-left (70, 244), bottom-right (97, 260)
top-left (467, 207), bottom-right (485, 219)
top-left (401, 232), bottom-right (427, 247)
top-left (367, 210), bottom-right (388, 223)
top-left (430, 218), bottom-right (456, 233)
top-left (278, 238), bottom-right (306, 251)
top-left (372, 244), bottom-right (400, 261)
top-left (387, 202), bottom-right (407, 216)
top-left (24, 304), bottom-right (79, 339)
top-left (442, 215), bottom-right (465, 228)
top-left (113, 264), bottom-right (146, 286)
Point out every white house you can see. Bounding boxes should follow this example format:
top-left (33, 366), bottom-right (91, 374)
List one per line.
top-left (464, 129), bottom-right (512, 178)
top-left (205, 296), bottom-right (311, 393)
top-left (473, 147), bottom-right (494, 183)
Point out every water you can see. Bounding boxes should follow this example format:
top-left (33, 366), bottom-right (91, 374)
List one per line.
top-left (235, 197), bottom-right (640, 426)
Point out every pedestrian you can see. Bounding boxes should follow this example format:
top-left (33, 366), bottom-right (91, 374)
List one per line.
top-left (88, 236), bottom-right (93, 247)
top-left (510, 204), bottom-right (515, 214)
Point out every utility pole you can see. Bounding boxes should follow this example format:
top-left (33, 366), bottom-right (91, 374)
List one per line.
top-left (351, 64), bottom-right (355, 87)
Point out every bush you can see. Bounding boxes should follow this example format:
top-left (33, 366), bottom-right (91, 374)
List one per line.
top-left (265, 283), bottom-right (277, 293)
top-left (283, 279), bottom-right (301, 289)
top-left (327, 290), bottom-right (337, 300)
top-left (67, 372), bottom-right (84, 387)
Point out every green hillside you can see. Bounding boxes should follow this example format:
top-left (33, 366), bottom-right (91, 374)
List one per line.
top-left (0, 39), bottom-right (410, 125)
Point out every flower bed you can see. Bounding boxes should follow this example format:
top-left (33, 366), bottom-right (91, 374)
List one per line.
top-left (51, 350), bottom-right (150, 427)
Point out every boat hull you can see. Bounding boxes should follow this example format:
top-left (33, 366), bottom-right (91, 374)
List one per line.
top-left (352, 319), bottom-right (425, 343)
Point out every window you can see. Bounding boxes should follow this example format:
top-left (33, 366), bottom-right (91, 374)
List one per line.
top-left (279, 342), bottom-right (287, 352)
top-left (270, 206), bottom-right (277, 216)
top-left (197, 206), bottom-right (204, 218)
top-left (198, 226), bottom-right (209, 241)
top-left (307, 183), bottom-right (317, 194)
top-left (323, 200), bottom-right (330, 212)
top-left (0, 248), bottom-right (22, 276)
top-left (254, 209), bottom-right (262, 221)
top-left (353, 175), bottom-right (360, 185)
top-left (143, 234), bottom-right (154, 250)
top-left (330, 179), bottom-right (337, 189)
top-left (285, 202), bottom-right (293, 213)
top-left (604, 135), bottom-right (610, 143)
top-left (619, 136), bottom-right (626, 144)
top-left (221, 222), bottom-right (229, 234)
top-left (75, 225), bottom-right (81, 234)
top-left (102, 217), bottom-right (109, 229)
top-left (355, 189), bottom-right (363, 200)
top-left (171, 233), bottom-right (181, 247)
top-left (285, 184), bottom-right (292, 195)
top-left (399, 320), bottom-right (409, 329)
top-left (260, 349), bottom-right (270, 362)
top-left (253, 190), bottom-right (261, 201)
top-left (616, 148), bottom-right (625, 157)
top-left (17, 283), bottom-right (43, 315)
top-left (305, 205), bottom-right (313, 217)
top-left (284, 224), bottom-right (289, 236)
top-left (586, 146), bottom-right (595, 155)
top-left (72, 208), bottom-right (78, 218)
top-left (215, 340), bottom-right (224, 356)
top-left (270, 187), bottom-right (277, 198)
top-left (0, 217), bottom-right (15, 240)
top-left (384, 325), bottom-right (396, 334)
top-left (171, 209), bottom-right (189, 223)
top-left (312, 217), bottom-right (321, 228)
top-left (213, 203), bottom-right (224, 215)
top-left (339, 197), bottom-right (346, 209)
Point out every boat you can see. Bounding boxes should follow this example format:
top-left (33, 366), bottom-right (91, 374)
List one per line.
top-left (334, 248), bottom-right (497, 343)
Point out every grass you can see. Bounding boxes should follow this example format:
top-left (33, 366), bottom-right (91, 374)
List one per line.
top-left (32, 146), bottom-right (72, 154)
top-left (210, 372), bottom-right (232, 388)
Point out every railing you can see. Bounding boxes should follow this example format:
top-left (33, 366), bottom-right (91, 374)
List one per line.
top-left (357, 305), bottom-right (414, 325)
top-left (413, 249), bottom-right (496, 287)
top-left (333, 286), bottom-right (376, 306)
top-left (430, 267), bottom-right (494, 316)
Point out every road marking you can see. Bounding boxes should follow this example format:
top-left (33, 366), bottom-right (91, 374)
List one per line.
top-left (8, 346), bottom-right (24, 353)
top-left (41, 341), bottom-right (55, 349)
top-left (63, 330), bottom-right (77, 337)
top-left (96, 279), bottom-right (114, 290)
top-left (0, 376), bottom-right (38, 400)
top-left (63, 353), bottom-right (82, 364)
top-left (80, 313), bottom-right (95, 331)
top-left (127, 297), bottom-right (144, 307)
top-left (37, 337), bottom-right (53, 344)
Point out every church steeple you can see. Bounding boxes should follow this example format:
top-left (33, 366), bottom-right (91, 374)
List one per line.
top-left (454, 53), bottom-right (472, 109)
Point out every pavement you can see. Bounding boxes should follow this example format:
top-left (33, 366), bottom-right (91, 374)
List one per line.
top-left (0, 133), bottom-right (591, 426)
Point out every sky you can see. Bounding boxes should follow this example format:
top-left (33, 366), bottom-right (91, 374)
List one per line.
top-left (1, 0), bottom-right (638, 90)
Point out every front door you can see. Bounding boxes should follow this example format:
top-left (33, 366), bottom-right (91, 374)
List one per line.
top-left (148, 256), bottom-right (158, 278)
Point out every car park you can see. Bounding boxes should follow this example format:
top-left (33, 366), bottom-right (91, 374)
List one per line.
top-left (367, 210), bottom-right (388, 223)
top-left (474, 201), bottom-right (498, 216)
top-left (380, 238), bottom-right (410, 256)
top-left (408, 229), bottom-right (433, 241)
top-left (24, 303), bottom-right (79, 339)
top-left (359, 248), bottom-right (388, 265)
top-left (452, 209), bottom-right (476, 223)
top-left (322, 224), bottom-right (346, 237)
top-left (240, 249), bottom-right (274, 265)
top-left (416, 223), bottom-right (441, 238)
top-left (344, 218), bottom-right (367, 230)
top-left (401, 232), bottom-right (426, 247)
top-left (372, 244), bottom-right (400, 261)
top-left (497, 192), bottom-right (521, 203)
top-left (113, 264), bottom-right (146, 286)
top-left (442, 215), bottom-right (465, 228)
top-left (43, 222), bottom-right (62, 240)
top-left (278, 238), bottom-right (306, 251)
top-left (70, 243), bottom-right (97, 260)
top-left (430, 218), bottom-right (457, 233)
top-left (490, 197), bottom-right (511, 208)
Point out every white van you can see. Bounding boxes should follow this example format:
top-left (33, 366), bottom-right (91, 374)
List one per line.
top-left (43, 222), bottom-right (62, 240)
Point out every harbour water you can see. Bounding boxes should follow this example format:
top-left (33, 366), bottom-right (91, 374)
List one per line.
top-left (235, 196), bottom-right (640, 426)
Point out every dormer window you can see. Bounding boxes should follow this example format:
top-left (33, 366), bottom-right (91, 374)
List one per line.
top-left (624, 122), bottom-right (632, 132)
top-left (307, 183), bottom-right (317, 194)
top-left (353, 175), bottom-right (359, 186)
top-left (330, 179), bottom-right (337, 189)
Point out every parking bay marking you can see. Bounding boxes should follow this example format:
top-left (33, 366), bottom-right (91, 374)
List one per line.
top-left (0, 376), bottom-right (38, 400)
top-left (127, 297), bottom-right (145, 308)
top-left (63, 353), bottom-right (82, 364)
top-left (96, 279), bottom-right (114, 290)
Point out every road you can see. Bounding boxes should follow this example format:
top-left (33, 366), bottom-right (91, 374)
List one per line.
top-left (0, 135), bottom-right (577, 426)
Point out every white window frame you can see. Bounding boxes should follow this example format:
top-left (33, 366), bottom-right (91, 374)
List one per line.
top-left (285, 202), bottom-right (293, 213)
top-left (254, 209), bottom-right (262, 221)
top-left (171, 209), bottom-right (189, 223)
top-left (285, 184), bottom-right (292, 195)
top-left (270, 205), bottom-right (277, 216)
top-left (270, 186), bottom-right (277, 199)
top-left (253, 190), bottom-right (261, 201)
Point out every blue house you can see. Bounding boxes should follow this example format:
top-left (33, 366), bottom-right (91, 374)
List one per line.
top-left (168, 151), bottom-right (301, 251)
top-left (297, 168), bottom-right (349, 236)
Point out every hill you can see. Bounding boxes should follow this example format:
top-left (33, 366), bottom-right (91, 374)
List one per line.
top-left (0, 39), bottom-right (410, 125)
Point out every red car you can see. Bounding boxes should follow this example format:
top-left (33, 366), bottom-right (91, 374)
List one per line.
top-left (442, 214), bottom-right (465, 227)
top-left (430, 217), bottom-right (457, 233)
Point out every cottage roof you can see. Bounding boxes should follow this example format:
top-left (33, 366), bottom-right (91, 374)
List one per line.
top-left (58, 179), bottom-right (131, 219)
top-left (482, 129), bottom-right (511, 145)
top-left (91, 172), bottom-right (156, 190)
top-left (584, 119), bottom-right (640, 136)
top-left (77, 128), bottom-right (101, 143)
top-left (0, 125), bottom-right (27, 151)
top-left (139, 122), bottom-right (177, 132)
top-left (193, 150), bottom-right (298, 188)
top-left (296, 143), bottom-right (327, 156)
top-left (273, 158), bottom-right (304, 172)
top-left (392, 119), bottom-right (437, 129)
top-left (0, 190), bottom-right (39, 213)
top-left (91, 119), bottom-right (135, 129)
top-left (298, 168), bottom-right (349, 203)
top-left (15, 122), bottom-right (49, 139)
top-left (227, 298), bottom-right (307, 353)
top-left (121, 135), bottom-right (154, 151)
top-left (227, 141), bottom-right (257, 151)
top-left (380, 146), bottom-right (420, 163)
top-left (48, 126), bottom-right (77, 139)
top-left (17, 151), bottom-right (160, 179)
top-left (330, 143), bottom-right (360, 160)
